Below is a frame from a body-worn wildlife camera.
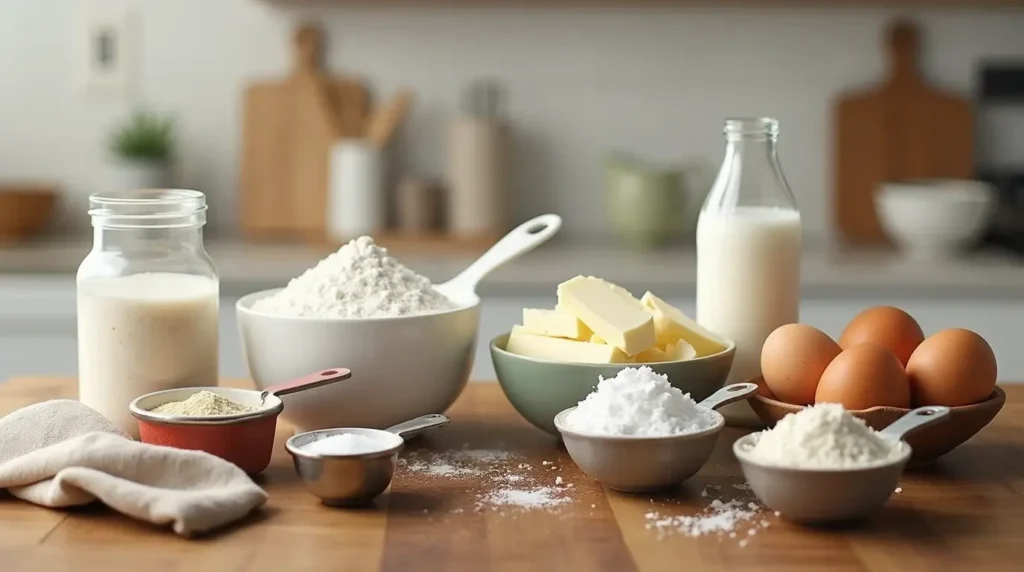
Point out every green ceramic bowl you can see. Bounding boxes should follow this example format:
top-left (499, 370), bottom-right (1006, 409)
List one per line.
top-left (490, 333), bottom-right (736, 436)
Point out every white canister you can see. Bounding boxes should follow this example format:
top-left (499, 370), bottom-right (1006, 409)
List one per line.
top-left (327, 140), bottom-right (384, 240)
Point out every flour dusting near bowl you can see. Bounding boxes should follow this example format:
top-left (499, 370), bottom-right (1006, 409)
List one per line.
top-left (397, 448), bottom-right (575, 514)
top-left (644, 484), bottom-right (774, 545)
top-left (252, 236), bottom-right (455, 318)
top-left (564, 366), bottom-right (718, 436)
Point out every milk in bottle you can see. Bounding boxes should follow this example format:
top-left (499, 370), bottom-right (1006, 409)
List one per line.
top-left (696, 118), bottom-right (801, 427)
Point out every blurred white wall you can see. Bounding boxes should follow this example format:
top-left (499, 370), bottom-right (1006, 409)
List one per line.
top-left (1, 0), bottom-right (1023, 238)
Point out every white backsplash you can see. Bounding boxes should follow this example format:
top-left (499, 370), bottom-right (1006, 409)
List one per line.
top-left (1, 1), bottom-right (1023, 238)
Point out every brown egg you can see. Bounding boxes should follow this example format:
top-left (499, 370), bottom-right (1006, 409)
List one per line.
top-left (839, 306), bottom-right (924, 367)
top-left (761, 324), bottom-right (841, 405)
top-left (816, 344), bottom-right (910, 410)
top-left (907, 328), bottom-right (997, 407)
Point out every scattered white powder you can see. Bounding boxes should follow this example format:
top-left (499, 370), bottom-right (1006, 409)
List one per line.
top-left (252, 236), bottom-right (456, 318)
top-left (646, 499), bottom-right (761, 538)
top-left (478, 487), bottom-right (570, 510)
top-left (645, 484), bottom-right (775, 545)
top-left (302, 433), bottom-right (389, 456)
top-left (745, 403), bottom-right (907, 469)
top-left (564, 366), bottom-right (718, 436)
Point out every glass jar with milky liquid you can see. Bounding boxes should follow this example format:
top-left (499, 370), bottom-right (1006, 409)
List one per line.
top-left (77, 189), bottom-right (219, 437)
top-left (696, 118), bottom-right (802, 428)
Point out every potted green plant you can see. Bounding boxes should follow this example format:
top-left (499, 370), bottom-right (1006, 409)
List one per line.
top-left (106, 109), bottom-right (176, 190)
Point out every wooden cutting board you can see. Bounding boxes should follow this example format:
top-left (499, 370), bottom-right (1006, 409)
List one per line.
top-left (240, 24), bottom-right (369, 241)
top-left (834, 19), bottom-right (973, 245)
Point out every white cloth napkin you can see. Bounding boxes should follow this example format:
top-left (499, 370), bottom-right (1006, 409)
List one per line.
top-left (0, 399), bottom-right (268, 536)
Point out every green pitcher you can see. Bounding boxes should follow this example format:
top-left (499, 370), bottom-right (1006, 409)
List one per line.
top-left (603, 152), bottom-right (712, 249)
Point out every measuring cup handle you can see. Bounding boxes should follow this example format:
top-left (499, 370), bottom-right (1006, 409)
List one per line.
top-left (385, 414), bottom-right (450, 439)
top-left (262, 368), bottom-right (352, 398)
top-left (442, 214), bottom-right (562, 294)
top-left (879, 405), bottom-right (951, 441)
top-left (697, 383), bottom-right (759, 411)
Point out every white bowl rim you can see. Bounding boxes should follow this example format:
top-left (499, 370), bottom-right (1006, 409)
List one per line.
top-left (552, 405), bottom-right (726, 441)
top-left (490, 332), bottom-right (736, 368)
top-left (129, 386), bottom-right (284, 425)
top-left (731, 432), bottom-right (912, 473)
top-left (285, 427), bottom-right (404, 459)
top-left (236, 287), bottom-right (480, 322)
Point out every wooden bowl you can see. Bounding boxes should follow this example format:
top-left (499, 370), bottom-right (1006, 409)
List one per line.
top-left (747, 377), bottom-right (1005, 464)
top-left (0, 185), bottom-right (57, 243)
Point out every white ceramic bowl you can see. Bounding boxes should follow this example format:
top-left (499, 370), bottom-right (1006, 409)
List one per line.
top-left (875, 179), bottom-right (996, 259)
top-left (236, 288), bottom-right (479, 433)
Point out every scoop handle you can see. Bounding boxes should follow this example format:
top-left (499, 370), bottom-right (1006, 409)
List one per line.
top-left (385, 413), bottom-right (450, 439)
top-left (698, 382), bottom-right (759, 411)
top-left (879, 405), bottom-right (950, 441)
top-left (261, 368), bottom-right (352, 399)
top-left (440, 214), bottom-right (562, 295)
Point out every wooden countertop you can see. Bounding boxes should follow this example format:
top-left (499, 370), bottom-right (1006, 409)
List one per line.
top-left (2, 378), bottom-right (1023, 571)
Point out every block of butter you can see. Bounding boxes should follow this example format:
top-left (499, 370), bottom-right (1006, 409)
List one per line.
top-left (505, 325), bottom-right (627, 364)
top-left (634, 346), bottom-right (667, 363)
top-left (665, 339), bottom-right (698, 361)
top-left (557, 276), bottom-right (656, 356)
top-left (522, 308), bottom-right (592, 340)
top-left (640, 292), bottom-right (726, 357)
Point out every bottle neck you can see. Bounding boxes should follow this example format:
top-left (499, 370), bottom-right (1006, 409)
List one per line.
top-left (704, 125), bottom-right (797, 213)
top-left (92, 224), bottom-right (206, 253)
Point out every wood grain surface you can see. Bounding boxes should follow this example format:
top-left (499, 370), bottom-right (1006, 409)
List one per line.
top-left (2, 378), bottom-right (1023, 571)
top-left (833, 19), bottom-right (973, 245)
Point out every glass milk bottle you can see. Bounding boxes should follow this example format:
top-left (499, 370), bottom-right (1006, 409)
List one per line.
top-left (696, 118), bottom-right (801, 427)
top-left (77, 189), bottom-right (220, 437)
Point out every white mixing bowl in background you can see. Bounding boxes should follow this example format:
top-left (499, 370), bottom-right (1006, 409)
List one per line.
top-left (875, 179), bottom-right (996, 260)
top-left (236, 214), bottom-right (562, 433)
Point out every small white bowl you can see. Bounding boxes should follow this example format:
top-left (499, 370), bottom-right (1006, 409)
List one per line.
top-left (875, 179), bottom-right (996, 259)
top-left (552, 383), bottom-right (758, 492)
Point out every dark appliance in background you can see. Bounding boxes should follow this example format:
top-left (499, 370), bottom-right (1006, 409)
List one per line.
top-left (977, 63), bottom-right (1024, 254)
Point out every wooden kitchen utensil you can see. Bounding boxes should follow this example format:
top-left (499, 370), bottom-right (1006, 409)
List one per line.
top-left (366, 90), bottom-right (414, 148)
top-left (834, 19), bottom-right (973, 245)
top-left (239, 24), bottom-right (370, 241)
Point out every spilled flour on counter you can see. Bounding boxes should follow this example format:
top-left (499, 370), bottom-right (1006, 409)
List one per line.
top-left (477, 487), bottom-right (571, 510)
top-left (397, 448), bottom-right (575, 514)
top-left (644, 484), bottom-right (775, 545)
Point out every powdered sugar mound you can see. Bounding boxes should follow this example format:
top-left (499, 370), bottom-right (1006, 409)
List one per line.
top-left (252, 236), bottom-right (456, 318)
top-left (746, 403), bottom-right (906, 469)
top-left (564, 366), bottom-right (718, 436)
top-left (477, 487), bottom-right (570, 510)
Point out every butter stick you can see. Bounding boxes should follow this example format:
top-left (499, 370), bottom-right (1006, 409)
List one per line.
top-left (557, 276), bottom-right (656, 356)
top-left (505, 325), bottom-right (627, 364)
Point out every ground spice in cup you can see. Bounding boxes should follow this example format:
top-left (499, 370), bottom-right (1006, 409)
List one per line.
top-left (150, 391), bottom-right (256, 416)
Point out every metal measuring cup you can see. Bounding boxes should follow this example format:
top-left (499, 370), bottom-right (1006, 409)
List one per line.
top-left (285, 414), bottom-right (450, 506)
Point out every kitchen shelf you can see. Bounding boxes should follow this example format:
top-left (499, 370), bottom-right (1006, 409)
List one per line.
top-left (258, 0), bottom-right (1024, 7)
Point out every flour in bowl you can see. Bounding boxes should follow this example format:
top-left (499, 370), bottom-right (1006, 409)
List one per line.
top-left (252, 236), bottom-right (456, 318)
top-left (745, 403), bottom-right (907, 469)
top-left (563, 366), bottom-right (718, 436)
